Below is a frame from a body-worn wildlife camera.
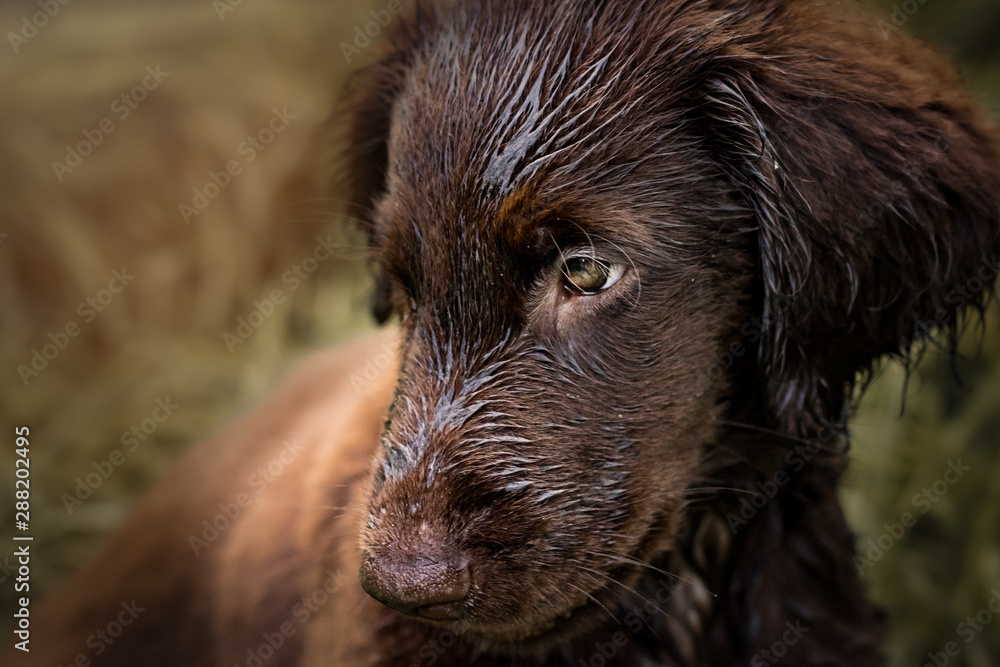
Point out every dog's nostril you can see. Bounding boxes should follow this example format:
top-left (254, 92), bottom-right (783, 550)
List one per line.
top-left (359, 547), bottom-right (471, 620)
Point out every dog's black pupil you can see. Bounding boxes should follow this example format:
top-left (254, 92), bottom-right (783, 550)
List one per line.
top-left (564, 257), bottom-right (609, 293)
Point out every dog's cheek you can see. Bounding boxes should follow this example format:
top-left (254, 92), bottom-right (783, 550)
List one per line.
top-left (622, 288), bottom-right (740, 513)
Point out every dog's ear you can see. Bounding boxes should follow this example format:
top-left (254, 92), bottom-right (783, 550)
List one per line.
top-left (336, 11), bottom-right (427, 325)
top-left (339, 56), bottom-right (405, 326)
top-left (704, 2), bottom-right (1000, 432)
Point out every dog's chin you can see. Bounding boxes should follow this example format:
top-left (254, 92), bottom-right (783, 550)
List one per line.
top-left (444, 525), bottom-right (680, 655)
top-left (423, 602), bottom-right (594, 657)
top-left (413, 568), bottom-right (639, 657)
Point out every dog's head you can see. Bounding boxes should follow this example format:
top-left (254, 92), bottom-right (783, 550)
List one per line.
top-left (338, 0), bottom-right (1000, 649)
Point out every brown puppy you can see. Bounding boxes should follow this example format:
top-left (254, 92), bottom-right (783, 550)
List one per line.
top-left (8, 0), bottom-right (1000, 665)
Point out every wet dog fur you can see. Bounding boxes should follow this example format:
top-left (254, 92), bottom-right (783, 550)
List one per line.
top-left (8, 1), bottom-right (1000, 665)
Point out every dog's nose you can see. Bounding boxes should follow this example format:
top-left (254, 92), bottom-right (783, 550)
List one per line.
top-left (359, 547), bottom-right (471, 620)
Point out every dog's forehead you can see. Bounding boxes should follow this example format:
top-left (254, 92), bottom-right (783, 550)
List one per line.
top-left (382, 59), bottom-right (568, 241)
top-left (380, 6), bottom-right (678, 235)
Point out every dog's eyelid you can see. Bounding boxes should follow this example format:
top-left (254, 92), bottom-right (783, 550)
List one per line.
top-left (558, 245), bottom-right (629, 268)
top-left (538, 219), bottom-right (641, 264)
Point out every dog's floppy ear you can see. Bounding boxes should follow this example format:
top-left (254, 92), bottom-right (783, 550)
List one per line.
top-left (336, 10), bottom-right (428, 325)
top-left (704, 2), bottom-right (1000, 431)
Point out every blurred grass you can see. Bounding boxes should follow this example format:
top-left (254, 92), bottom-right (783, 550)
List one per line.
top-left (845, 2), bottom-right (1000, 665)
top-left (844, 309), bottom-right (1000, 666)
top-left (0, 0), bottom-right (380, 631)
top-left (0, 0), bottom-right (997, 664)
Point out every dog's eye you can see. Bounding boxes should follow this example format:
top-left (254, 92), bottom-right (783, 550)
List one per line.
top-left (560, 256), bottom-right (625, 295)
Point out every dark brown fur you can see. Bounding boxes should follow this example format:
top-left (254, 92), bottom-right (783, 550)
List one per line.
top-left (7, 1), bottom-right (1000, 665)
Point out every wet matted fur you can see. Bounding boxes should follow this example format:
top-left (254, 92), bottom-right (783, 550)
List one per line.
top-left (7, 1), bottom-right (1000, 666)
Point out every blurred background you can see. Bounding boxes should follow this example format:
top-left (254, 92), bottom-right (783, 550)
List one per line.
top-left (0, 0), bottom-right (997, 664)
